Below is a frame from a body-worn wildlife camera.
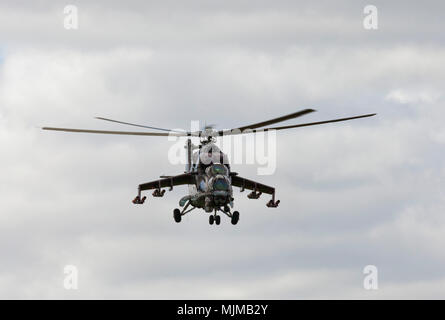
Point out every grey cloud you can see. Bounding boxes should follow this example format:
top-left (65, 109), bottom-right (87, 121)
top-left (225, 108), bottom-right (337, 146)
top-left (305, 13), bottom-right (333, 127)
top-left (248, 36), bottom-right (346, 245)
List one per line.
top-left (1, 0), bottom-right (445, 299)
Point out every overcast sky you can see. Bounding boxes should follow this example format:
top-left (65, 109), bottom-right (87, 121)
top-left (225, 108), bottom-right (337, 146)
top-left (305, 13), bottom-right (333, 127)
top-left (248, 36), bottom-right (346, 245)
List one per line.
top-left (1, 0), bottom-right (445, 299)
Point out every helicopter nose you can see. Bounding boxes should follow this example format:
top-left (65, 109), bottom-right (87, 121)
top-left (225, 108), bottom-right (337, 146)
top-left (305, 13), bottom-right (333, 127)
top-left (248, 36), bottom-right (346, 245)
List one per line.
top-left (212, 177), bottom-right (230, 206)
top-left (213, 177), bottom-right (229, 191)
top-left (213, 192), bottom-right (229, 206)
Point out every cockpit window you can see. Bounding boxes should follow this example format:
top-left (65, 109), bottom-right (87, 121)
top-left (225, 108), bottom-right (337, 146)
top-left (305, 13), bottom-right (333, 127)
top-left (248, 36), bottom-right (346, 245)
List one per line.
top-left (213, 178), bottom-right (229, 191)
top-left (211, 164), bottom-right (228, 176)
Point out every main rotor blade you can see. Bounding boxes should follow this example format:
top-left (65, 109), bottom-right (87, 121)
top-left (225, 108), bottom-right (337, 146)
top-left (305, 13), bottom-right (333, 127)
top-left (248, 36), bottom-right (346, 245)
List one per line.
top-left (42, 127), bottom-right (187, 136)
top-left (230, 108), bottom-right (316, 133)
top-left (95, 117), bottom-right (185, 133)
top-left (266, 113), bottom-right (376, 131)
top-left (217, 113), bottom-right (376, 136)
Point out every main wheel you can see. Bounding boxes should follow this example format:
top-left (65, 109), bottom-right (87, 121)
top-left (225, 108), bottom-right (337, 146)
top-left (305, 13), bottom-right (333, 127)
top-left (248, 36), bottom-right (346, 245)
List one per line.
top-left (215, 215), bottom-right (221, 225)
top-left (209, 215), bottom-right (215, 225)
top-left (173, 208), bottom-right (181, 223)
top-left (231, 211), bottom-right (240, 225)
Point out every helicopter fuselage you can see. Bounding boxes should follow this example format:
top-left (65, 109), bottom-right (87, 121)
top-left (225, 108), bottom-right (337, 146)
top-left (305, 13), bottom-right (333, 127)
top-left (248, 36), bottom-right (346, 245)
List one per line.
top-left (184, 142), bottom-right (233, 213)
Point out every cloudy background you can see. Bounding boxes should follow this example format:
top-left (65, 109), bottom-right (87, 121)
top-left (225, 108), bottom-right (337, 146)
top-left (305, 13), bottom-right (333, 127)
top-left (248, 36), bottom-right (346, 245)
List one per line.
top-left (1, 0), bottom-right (445, 299)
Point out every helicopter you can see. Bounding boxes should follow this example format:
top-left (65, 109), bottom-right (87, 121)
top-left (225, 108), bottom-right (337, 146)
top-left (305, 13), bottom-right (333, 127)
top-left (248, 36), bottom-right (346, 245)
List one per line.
top-left (42, 109), bottom-right (376, 225)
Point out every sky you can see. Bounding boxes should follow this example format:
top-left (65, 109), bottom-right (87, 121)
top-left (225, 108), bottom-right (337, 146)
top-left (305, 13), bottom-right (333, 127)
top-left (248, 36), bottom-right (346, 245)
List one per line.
top-left (1, 0), bottom-right (445, 299)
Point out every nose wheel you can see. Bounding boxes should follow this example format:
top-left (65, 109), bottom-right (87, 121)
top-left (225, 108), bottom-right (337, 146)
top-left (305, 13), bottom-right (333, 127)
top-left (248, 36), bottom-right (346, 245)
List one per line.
top-left (209, 214), bottom-right (221, 225)
top-left (208, 209), bottom-right (239, 225)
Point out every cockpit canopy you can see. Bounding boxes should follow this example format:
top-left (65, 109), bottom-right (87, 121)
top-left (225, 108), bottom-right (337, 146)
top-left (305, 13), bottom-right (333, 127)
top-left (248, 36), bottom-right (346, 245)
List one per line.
top-left (191, 143), bottom-right (230, 173)
top-left (208, 163), bottom-right (228, 176)
top-left (213, 177), bottom-right (230, 191)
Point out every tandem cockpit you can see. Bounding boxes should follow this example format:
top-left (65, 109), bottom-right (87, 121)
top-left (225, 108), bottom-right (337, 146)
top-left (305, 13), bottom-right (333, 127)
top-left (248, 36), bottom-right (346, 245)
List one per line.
top-left (191, 143), bottom-right (231, 175)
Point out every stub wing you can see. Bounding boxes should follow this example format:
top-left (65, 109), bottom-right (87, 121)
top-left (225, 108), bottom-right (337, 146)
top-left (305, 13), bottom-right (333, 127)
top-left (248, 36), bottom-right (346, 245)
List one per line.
top-left (231, 175), bottom-right (279, 207)
top-left (133, 173), bottom-right (196, 204)
top-left (231, 175), bottom-right (275, 195)
top-left (139, 173), bottom-right (195, 191)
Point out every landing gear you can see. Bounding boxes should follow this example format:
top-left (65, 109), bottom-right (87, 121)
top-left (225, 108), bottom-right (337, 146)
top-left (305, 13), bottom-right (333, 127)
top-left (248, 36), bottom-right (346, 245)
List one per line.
top-left (173, 200), bottom-right (196, 223)
top-left (231, 211), bottom-right (240, 225)
top-left (173, 208), bottom-right (181, 223)
top-left (208, 208), bottom-right (239, 226)
top-left (209, 211), bottom-right (221, 225)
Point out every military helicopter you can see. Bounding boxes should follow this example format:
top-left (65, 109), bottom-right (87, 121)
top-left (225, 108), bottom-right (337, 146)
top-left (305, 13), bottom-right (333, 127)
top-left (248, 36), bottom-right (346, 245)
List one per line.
top-left (42, 109), bottom-right (375, 225)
